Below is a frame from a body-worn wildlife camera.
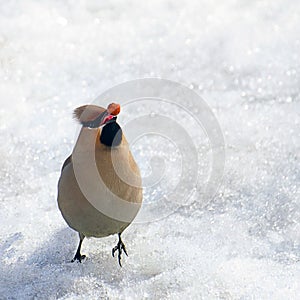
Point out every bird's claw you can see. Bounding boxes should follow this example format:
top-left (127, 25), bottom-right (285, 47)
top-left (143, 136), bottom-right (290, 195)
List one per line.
top-left (71, 254), bottom-right (86, 263)
top-left (112, 238), bottom-right (128, 267)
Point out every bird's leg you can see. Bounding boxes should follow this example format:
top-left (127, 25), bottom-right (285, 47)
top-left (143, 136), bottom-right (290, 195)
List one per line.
top-left (71, 233), bottom-right (86, 263)
top-left (112, 233), bottom-right (128, 267)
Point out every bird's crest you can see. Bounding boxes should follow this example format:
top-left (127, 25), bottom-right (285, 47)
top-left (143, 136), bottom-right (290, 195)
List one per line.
top-left (73, 105), bottom-right (106, 124)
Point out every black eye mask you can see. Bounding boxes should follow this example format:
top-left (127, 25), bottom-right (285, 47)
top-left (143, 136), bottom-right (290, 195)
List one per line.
top-left (81, 114), bottom-right (104, 128)
top-left (81, 113), bottom-right (117, 128)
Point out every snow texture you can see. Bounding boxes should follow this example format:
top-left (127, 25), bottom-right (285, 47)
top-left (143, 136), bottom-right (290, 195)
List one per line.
top-left (0, 0), bottom-right (299, 299)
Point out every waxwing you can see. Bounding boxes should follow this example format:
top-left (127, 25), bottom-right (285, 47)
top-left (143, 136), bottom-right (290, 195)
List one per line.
top-left (57, 103), bottom-right (143, 266)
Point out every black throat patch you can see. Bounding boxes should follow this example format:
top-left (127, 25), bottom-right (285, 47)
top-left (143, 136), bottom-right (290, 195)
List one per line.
top-left (100, 120), bottom-right (122, 147)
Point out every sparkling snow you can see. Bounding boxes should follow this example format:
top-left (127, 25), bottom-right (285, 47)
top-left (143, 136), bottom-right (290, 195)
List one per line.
top-left (0, 0), bottom-right (299, 299)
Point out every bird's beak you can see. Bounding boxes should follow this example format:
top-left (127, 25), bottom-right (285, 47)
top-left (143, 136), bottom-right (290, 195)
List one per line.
top-left (107, 103), bottom-right (121, 116)
top-left (100, 103), bottom-right (121, 126)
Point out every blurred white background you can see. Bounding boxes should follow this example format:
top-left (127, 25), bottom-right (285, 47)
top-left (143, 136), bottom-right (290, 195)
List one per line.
top-left (0, 0), bottom-right (299, 299)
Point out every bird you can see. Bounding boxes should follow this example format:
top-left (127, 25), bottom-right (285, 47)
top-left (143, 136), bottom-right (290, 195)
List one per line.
top-left (57, 103), bottom-right (143, 266)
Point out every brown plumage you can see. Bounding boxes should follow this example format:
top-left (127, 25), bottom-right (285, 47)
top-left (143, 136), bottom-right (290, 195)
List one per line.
top-left (57, 103), bottom-right (143, 266)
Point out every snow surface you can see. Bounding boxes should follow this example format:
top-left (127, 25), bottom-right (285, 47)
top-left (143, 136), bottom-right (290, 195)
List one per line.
top-left (0, 0), bottom-right (300, 299)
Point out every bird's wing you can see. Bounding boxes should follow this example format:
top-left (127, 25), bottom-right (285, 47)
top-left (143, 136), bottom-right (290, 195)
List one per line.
top-left (61, 155), bottom-right (72, 173)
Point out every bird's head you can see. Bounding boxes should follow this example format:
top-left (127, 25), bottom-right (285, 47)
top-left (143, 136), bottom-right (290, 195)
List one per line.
top-left (73, 103), bottom-right (122, 147)
top-left (73, 103), bottom-right (120, 128)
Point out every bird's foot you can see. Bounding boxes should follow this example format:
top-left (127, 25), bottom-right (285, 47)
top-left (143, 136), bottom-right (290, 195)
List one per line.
top-left (71, 253), bottom-right (86, 263)
top-left (112, 234), bottom-right (128, 267)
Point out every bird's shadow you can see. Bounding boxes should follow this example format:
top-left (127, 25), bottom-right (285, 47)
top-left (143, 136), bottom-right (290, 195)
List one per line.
top-left (0, 228), bottom-right (127, 299)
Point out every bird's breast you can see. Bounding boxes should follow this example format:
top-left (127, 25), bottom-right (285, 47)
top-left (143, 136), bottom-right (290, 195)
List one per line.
top-left (71, 127), bottom-right (143, 223)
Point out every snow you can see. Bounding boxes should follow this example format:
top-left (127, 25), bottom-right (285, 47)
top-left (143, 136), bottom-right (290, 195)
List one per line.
top-left (0, 0), bottom-right (299, 299)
